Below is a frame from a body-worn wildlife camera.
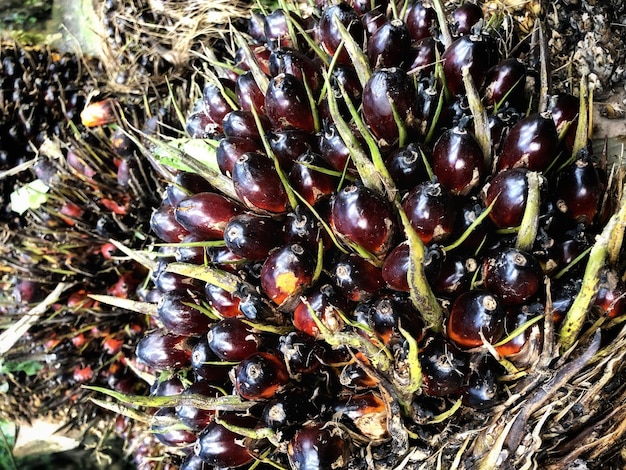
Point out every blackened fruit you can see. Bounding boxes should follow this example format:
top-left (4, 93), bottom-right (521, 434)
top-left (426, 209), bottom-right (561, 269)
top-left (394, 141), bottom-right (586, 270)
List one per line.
top-left (263, 389), bottom-right (319, 431)
top-left (496, 112), bottom-right (559, 171)
top-left (260, 244), bottom-right (315, 307)
top-left (268, 129), bottom-right (316, 169)
top-left (432, 255), bottom-right (478, 300)
top-left (483, 167), bottom-right (531, 228)
top-left (432, 127), bottom-right (484, 196)
top-left (232, 152), bottom-right (289, 213)
top-left (442, 35), bottom-right (493, 96)
top-left (555, 157), bottom-right (603, 225)
top-left (384, 142), bottom-right (430, 191)
top-left (420, 335), bottom-right (468, 397)
top-left (174, 192), bottom-right (241, 239)
top-left (265, 73), bottom-right (315, 132)
top-left (447, 290), bottom-right (505, 349)
top-left (195, 415), bottom-right (255, 468)
top-left (362, 67), bottom-right (418, 146)
top-left (284, 206), bottom-right (329, 251)
top-left (333, 253), bottom-right (385, 302)
top-left (207, 318), bottom-right (262, 361)
top-left (318, 3), bottom-right (365, 64)
top-left (331, 184), bottom-right (396, 258)
top-left (402, 180), bottom-right (457, 244)
top-left (279, 330), bottom-right (325, 375)
top-left (462, 355), bottom-right (500, 409)
top-left (482, 248), bottom-right (543, 305)
top-left (235, 351), bottom-right (289, 400)
top-left (287, 422), bottom-right (351, 470)
top-left (136, 331), bottom-right (193, 370)
top-left (224, 213), bottom-right (283, 260)
top-left (367, 19), bottom-right (411, 69)
top-left (495, 302), bottom-right (543, 357)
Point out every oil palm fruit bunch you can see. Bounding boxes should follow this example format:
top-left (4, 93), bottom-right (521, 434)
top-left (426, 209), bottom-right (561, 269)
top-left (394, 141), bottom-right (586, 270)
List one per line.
top-left (0, 38), bottom-right (193, 467)
top-left (92, 1), bottom-right (626, 469)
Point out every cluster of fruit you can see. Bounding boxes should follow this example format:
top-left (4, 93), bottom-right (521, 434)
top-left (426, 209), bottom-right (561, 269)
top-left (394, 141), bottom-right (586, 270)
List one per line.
top-left (115, 0), bottom-right (625, 468)
top-left (0, 44), bottom-right (98, 224)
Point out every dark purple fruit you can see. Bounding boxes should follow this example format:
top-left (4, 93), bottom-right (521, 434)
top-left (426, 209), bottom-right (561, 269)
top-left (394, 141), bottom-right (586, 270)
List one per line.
top-left (236, 71), bottom-right (265, 115)
top-left (404, 2), bottom-right (437, 41)
top-left (216, 136), bottom-right (262, 177)
top-left (224, 213), bottom-right (284, 260)
top-left (483, 58), bottom-right (527, 110)
top-left (367, 19), bottom-right (411, 69)
top-left (235, 351), bottom-right (289, 400)
top-left (432, 126), bottom-right (484, 196)
top-left (222, 110), bottom-right (271, 142)
top-left (447, 289), bottom-right (505, 349)
top-left (232, 152), bottom-right (289, 213)
top-left (157, 291), bottom-right (213, 337)
top-left (151, 408), bottom-right (197, 449)
top-left (482, 167), bottom-right (531, 228)
top-left (482, 248), bottom-right (543, 305)
top-left (265, 73), bottom-right (315, 132)
top-left (331, 184), bottom-right (397, 258)
top-left (207, 318), bottom-right (263, 361)
top-left (176, 381), bottom-right (219, 430)
top-left (150, 204), bottom-right (190, 243)
top-left (362, 67), bottom-right (418, 146)
top-left (195, 415), bottom-right (255, 468)
top-left (268, 129), bottom-right (316, 169)
top-left (318, 3), bottom-right (365, 64)
top-left (202, 79), bottom-right (236, 128)
top-left (402, 180), bottom-right (457, 244)
top-left (174, 192), bottom-right (241, 239)
top-left (451, 2), bottom-right (484, 35)
top-left (289, 151), bottom-right (338, 206)
top-left (555, 157), bottom-right (603, 225)
top-left (287, 422), bottom-right (351, 470)
top-left (496, 112), bottom-right (559, 171)
top-left (136, 331), bottom-right (193, 370)
top-left (269, 48), bottom-right (323, 97)
top-left (442, 35), bottom-right (494, 96)
top-left (384, 142), bottom-right (430, 191)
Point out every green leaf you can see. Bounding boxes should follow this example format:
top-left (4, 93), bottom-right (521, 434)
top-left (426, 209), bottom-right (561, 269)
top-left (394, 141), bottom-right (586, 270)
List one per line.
top-left (151, 138), bottom-right (220, 173)
top-left (0, 359), bottom-right (43, 377)
top-left (10, 179), bottom-right (49, 214)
